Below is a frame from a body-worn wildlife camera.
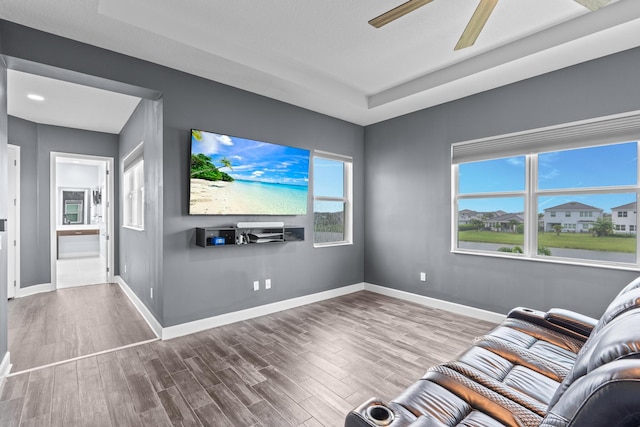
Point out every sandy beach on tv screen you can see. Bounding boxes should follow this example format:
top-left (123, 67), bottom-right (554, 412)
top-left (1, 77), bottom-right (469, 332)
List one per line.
top-left (190, 178), bottom-right (307, 215)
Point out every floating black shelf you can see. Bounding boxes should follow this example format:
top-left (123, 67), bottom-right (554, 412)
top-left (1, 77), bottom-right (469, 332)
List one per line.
top-left (195, 226), bottom-right (304, 248)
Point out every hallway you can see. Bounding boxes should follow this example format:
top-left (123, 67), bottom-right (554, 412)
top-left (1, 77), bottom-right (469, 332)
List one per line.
top-left (8, 283), bottom-right (157, 373)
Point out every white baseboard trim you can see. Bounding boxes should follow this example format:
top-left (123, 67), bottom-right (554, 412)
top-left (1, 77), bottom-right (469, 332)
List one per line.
top-left (0, 352), bottom-right (11, 387)
top-left (107, 280), bottom-right (504, 342)
top-left (114, 276), bottom-right (162, 339)
top-left (364, 283), bottom-right (506, 324)
top-left (161, 283), bottom-right (366, 340)
top-left (16, 283), bottom-right (54, 298)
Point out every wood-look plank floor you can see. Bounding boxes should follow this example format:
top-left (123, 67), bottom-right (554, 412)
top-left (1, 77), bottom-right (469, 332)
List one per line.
top-left (8, 283), bottom-right (157, 372)
top-left (0, 291), bottom-right (497, 426)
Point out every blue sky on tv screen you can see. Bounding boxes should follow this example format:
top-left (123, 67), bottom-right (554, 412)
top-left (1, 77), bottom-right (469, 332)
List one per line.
top-left (459, 141), bottom-right (638, 213)
top-left (192, 130), bottom-right (309, 187)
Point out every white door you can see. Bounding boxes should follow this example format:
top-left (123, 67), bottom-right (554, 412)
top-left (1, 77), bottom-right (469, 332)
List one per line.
top-left (7, 145), bottom-right (19, 299)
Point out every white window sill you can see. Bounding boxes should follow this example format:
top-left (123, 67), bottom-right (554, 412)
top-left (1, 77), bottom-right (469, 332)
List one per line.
top-left (452, 248), bottom-right (640, 272)
top-left (314, 241), bottom-right (353, 248)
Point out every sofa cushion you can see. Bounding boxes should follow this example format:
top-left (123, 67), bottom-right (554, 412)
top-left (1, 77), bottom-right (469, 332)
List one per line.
top-left (525, 341), bottom-right (575, 371)
top-left (495, 320), bottom-right (583, 354)
top-left (394, 380), bottom-right (474, 425)
top-left (503, 366), bottom-right (558, 406)
top-left (393, 373), bottom-right (542, 427)
top-left (457, 347), bottom-right (513, 380)
top-left (455, 344), bottom-right (561, 406)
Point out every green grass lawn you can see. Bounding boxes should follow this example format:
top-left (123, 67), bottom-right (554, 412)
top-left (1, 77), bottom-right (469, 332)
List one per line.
top-left (459, 231), bottom-right (636, 253)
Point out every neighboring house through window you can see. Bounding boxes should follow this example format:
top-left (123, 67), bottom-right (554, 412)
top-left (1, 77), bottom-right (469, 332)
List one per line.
top-left (612, 202), bottom-right (637, 234)
top-left (543, 202), bottom-right (602, 233)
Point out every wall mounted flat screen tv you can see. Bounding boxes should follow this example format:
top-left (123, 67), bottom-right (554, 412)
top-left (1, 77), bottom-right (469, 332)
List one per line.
top-left (190, 129), bottom-right (310, 215)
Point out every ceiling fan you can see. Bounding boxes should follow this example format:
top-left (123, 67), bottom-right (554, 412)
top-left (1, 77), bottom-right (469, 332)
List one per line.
top-left (369, 0), bottom-right (613, 50)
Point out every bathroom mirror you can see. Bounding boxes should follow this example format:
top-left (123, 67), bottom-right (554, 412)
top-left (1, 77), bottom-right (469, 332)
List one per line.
top-left (61, 189), bottom-right (88, 225)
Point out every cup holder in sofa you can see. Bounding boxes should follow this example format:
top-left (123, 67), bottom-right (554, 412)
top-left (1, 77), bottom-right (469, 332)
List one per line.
top-left (366, 405), bottom-right (395, 426)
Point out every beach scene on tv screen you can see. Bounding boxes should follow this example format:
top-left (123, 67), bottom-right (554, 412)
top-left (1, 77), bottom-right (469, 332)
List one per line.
top-left (190, 130), bottom-right (310, 215)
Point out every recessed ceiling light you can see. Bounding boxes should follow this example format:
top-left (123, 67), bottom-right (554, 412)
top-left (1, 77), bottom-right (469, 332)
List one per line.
top-left (27, 93), bottom-right (45, 101)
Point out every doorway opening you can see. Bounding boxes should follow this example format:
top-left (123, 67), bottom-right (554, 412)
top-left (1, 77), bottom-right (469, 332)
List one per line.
top-left (5, 66), bottom-right (162, 374)
top-left (51, 153), bottom-right (114, 289)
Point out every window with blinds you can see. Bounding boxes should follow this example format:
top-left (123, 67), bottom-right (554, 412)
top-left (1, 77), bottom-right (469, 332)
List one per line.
top-left (123, 142), bottom-right (145, 230)
top-left (452, 111), bottom-right (640, 268)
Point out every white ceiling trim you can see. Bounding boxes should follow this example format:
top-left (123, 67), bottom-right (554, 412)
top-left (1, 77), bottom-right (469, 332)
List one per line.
top-left (369, 0), bottom-right (640, 108)
top-left (363, 18), bottom-right (640, 125)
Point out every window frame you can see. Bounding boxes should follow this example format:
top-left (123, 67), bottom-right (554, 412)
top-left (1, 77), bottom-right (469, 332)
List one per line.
top-left (312, 150), bottom-right (353, 248)
top-left (451, 111), bottom-right (640, 271)
top-left (122, 142), bottom-right (145, 231)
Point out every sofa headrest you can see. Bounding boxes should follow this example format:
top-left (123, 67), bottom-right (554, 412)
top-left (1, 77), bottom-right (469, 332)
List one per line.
top-left (588, 310), bottom-right (640, 369)
top-left (616, 276), bottom-right (640, 296)
top-left (548, 309), bottom-right (640, 408)
top-left (542, 360), bottom-right (640, 427)
top-left (592, 286), bottom-right (640, 336)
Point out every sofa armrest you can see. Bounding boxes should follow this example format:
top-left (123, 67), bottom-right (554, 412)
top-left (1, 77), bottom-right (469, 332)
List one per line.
top-left (544, 308), bottom-right (596, 338)
top-left (506, 307), bottom-right (590, 342)
top-left (507, 306), bottom-right (547, 322)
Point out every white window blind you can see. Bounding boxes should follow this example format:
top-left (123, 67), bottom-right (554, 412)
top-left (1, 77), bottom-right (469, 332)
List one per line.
top-left (123, 141), bottom-right (144, 170)
top-left (452, 111), bottom-right (640, 164)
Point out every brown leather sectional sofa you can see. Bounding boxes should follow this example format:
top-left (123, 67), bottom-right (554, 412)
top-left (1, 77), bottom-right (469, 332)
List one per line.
top-left (345, 278), bottom-right (640, 427)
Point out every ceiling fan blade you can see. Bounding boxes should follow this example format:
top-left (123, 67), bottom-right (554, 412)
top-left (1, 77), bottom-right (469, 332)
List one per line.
top-left (573, 0), bottom-right (611, 11)
top-left (369, 0), bottom-right (435, 28)
top-left (454, 0), bottom-right (498, 50)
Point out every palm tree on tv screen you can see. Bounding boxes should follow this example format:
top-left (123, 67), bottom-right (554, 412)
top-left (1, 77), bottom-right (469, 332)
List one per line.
top-left (190, 153), bottom-right (234, 182)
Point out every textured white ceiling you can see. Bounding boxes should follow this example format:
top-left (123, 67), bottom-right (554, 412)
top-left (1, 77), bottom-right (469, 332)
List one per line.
top-left (1, 0), bottom-right (639, 126)
top-left (98, 0), bottom-right (585, 93)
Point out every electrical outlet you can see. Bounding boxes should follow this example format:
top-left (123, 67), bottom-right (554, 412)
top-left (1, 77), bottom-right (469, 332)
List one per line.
top-left (253, 281), bottom-right (260, 291)
top-left (150, 288), bottom-right (153, 299)
top-left (265, 279), bottom-right (271, 289)
top-left (420, 272), bottom-right (427, 282)
top-left (124, 265), bottom-right (127, 273)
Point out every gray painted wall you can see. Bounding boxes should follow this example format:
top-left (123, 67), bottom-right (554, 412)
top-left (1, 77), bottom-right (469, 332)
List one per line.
top-left (119, 98), bottom-right (164, 321)
top-left (162, 95), bottom-right (364, 327)
top-left (364, 47), bottom-right (640, 318)
top-left (0, 20), bottom-right (364, 327)
top-left (7, 116), bottom-right (120, 287)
